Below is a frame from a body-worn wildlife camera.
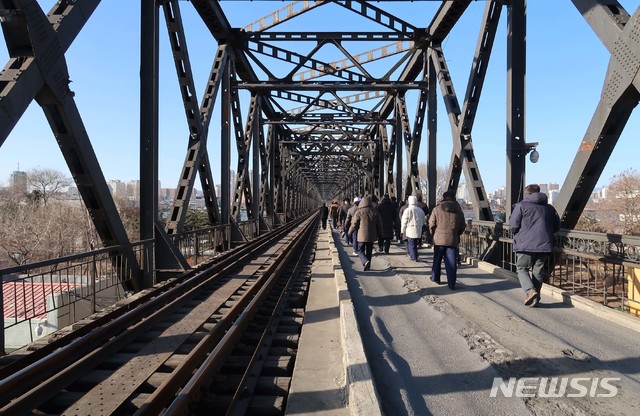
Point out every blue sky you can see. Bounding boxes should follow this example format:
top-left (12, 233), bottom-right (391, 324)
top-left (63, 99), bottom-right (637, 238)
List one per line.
top-left (0, 1), bottom-right (638, 195)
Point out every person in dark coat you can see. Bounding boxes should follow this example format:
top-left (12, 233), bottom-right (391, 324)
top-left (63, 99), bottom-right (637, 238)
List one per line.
top-left (348, 195), bottom-right (382, 271)
top-left (429, 191), bottom-right (466, 289)
top-left (339, 198), bottom-right (350, 229)
top-left (329, 200), bottom-right (340, 227)
top-left (319, 202), bottom-right (329, 229)
top-left (345, 197), bottom-right (360, 251)
top-left (415, 193), bottom-right (431, 247)
top-left (376, 194), bottom-right (396, 253)
top-left (390, 196), bottom-right (401, 241)
top-left (509, 184), bottom-right (560, 307)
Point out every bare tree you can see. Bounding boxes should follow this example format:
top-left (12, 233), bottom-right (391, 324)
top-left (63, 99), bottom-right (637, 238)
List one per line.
top-left (0, 190), bottom-right (93, 265)
top-left (26, 168), bottom-right (72, 205)
top-left (597, 168), bottom-right (640, 235)
top-left (418, 163), bottom-right (450, 201)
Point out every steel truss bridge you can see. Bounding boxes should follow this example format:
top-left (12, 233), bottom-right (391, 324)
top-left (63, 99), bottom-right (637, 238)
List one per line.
top-left (1, 0), bottom-right (639, 293)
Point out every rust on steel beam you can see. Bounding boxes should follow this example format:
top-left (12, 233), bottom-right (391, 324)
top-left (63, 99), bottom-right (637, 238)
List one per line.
top-left (556, 3), bottom-right (640, 229)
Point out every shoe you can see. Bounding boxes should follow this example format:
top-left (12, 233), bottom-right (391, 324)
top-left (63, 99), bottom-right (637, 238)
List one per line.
top-left (352, 252), bottom-right (358, 256)
top-left (524, 289), bottom-right (539, 306)
top-left (364, 260), bottom-right (371, 271)
top-left (384, 250), bottom-right (389, 254)
top-left (448, 285), bottom-right (456, 290)
top-left (431, 278), bottom-right (441, 284)
top-left (530, 294), bottom-right (541, 307)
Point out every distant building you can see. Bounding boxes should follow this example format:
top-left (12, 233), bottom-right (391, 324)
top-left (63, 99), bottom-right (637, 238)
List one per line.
top-left (126, 180), bottom-right (140, 201)
top-left (160, 187), bottom-right (175, 202)
top-left (456, 182), bottom-right (470, 203)
top-left (10, 170), bottom-right (27, 194)
top-left (108, 180), bottom-right (126, 197)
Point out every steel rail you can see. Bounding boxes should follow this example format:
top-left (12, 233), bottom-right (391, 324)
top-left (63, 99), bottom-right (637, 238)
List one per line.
top-left (0, 215), bottom-right (313, 414)
top-left (161, 216), bottom-right (316, 415)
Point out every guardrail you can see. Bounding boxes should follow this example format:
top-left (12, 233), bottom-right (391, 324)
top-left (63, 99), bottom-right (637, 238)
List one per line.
top-left (169, 225), bottom-right (232, 266)
top-left (0, 219), bottom-right (282, 355)
top-left (1, 241), bottom-right (152, 354)
top-left (460, 221), bottom-right (640, 316)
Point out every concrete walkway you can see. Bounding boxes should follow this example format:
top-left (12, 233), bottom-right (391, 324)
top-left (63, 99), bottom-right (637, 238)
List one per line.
top-left (287, 226), bottom-right (640, 415)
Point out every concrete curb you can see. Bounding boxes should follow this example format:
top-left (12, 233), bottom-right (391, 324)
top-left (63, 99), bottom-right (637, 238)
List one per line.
top-left (475, 259), bottom-right (640, 334)
top-left (327, 230), bottom-right (384, 416)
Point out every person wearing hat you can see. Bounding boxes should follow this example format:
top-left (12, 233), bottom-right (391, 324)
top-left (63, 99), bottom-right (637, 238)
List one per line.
top-left (349, 195), bottom-right (383, 271)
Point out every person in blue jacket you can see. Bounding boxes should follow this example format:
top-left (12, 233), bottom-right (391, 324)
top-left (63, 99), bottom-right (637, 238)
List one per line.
top-left (509, 184), bottom-right (560, 307)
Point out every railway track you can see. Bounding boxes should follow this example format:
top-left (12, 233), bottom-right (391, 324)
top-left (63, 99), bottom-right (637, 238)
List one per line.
top-left (0, 215), bottom-right (319, 415)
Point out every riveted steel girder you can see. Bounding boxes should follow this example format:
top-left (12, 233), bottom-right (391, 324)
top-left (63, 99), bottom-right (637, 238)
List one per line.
top-left (0, 0), bottom-right (142, 289)
top-left (556, 1), bottom-right (640, 229)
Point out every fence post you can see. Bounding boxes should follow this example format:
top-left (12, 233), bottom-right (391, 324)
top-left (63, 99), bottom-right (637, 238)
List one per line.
top-left (628, 267), bottom-right (640, 316)
top-left (91, 254), bottom-right (97, 314)
top-left (1, 275), bottom-right (4, 356)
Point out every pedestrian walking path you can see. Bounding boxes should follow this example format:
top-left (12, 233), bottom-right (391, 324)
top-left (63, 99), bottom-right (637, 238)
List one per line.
top-left (287, 226), bottom-right (640, 416)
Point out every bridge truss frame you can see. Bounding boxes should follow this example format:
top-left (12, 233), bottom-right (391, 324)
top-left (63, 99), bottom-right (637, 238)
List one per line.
top-left (1, 0), bottom-right (639, 289)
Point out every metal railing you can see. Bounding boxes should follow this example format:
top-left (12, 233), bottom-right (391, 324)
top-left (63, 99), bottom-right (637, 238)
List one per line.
top-left (169, 225), bottom-right (232, 266)
top-left (1, 241), bottom-right (152, 354)
top-left (460, 221), bottom-right (640, 315)
top-left (1, 218), bottom-right (283, 354)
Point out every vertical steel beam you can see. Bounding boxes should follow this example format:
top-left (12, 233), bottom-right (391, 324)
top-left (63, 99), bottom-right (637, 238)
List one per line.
top-left (395, 98), bottom-right (404, 201)
top-left (427, 54), bottom-right (438, 209)
top-left (506, 0), bottom-right (527, 219)
top-left (220, 55), bottom-right (232, 226)
top-left (252, 95), bottom-right (261, 223)
top-left (140, 0), bottom-right (159, 286)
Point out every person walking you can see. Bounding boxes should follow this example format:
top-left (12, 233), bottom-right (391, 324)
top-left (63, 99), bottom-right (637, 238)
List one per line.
top-left (338, 198), bottom-right (351, 229)
top-left (428, 190), bottom-right (466, 289)
top-left (509, 184), bottom-right (560, 306)
top-left (376, 194), bottom-right (396, 253)
top-left (348, 195), bottom-right (382, 271)
top-left (401, 195), bottom-right (426, 261)
top-left (345, 197), bottom-right (360, 253)
top-left (329, 200), bottom-right (340, 227)
top-left (319, 202), bottom-right (329, 229)
top-left (390, 196), bottom-right (401, 242)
